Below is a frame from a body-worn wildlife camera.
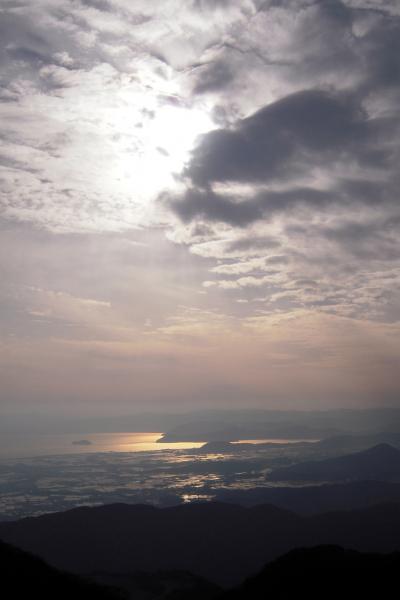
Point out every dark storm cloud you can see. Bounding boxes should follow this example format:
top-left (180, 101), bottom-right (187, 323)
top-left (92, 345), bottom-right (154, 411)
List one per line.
top-left (184, 90), bottom-right (368, 188)
top-left (168, 188), bottom-right (264, 226)
top-left (169, 185), bottom-right (336, 226)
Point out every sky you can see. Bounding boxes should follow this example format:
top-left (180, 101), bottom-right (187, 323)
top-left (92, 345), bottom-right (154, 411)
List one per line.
top-left (1, 0), bottom-right (399, 419)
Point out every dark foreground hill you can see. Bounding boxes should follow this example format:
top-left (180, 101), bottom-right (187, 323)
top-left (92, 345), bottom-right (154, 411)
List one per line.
top-left (92, 570), bottom-right (220, 600)
top-left (0, 540), bottom-right (124, 600)
top-left (222, 545), bottom-right (400, 600)
top-left (2, 502), bottom-right (400, 585)
top-left (268, 443), bottom-right (400, 482)
top-left (4, 539), bottom-right (400, 600)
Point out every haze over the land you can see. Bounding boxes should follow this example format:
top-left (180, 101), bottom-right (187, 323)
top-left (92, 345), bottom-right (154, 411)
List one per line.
top-left (1, 0), bottom-right (400, 421)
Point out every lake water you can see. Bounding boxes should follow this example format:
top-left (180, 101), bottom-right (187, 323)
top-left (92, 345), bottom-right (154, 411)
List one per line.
top-left (0, 432), bottom-right (317, 459)
top-left (0, 432), bottom-right (206, 459)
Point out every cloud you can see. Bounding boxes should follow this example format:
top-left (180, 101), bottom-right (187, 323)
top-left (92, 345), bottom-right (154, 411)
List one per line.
top-left (168, 187), bottom-right (264, 226)
top-left (170, 185), bottom-right (340, 226)
top-left (193, 60), bottom-right (235, 94)
top-left (0, 0), bottom-right (245, 232)
top-left (162, 1), bottom-right (400, 327)
top-left (183, 88), bottom-right (387, 190)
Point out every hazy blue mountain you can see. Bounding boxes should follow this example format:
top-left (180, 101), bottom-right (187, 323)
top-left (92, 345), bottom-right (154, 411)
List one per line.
top-left (268, 443), bottom-right (400, 483)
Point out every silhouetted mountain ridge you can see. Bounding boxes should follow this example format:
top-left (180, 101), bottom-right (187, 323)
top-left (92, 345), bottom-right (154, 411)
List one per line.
top-left (2, 501), bottom-right (400, 584)
top-left (214, 480), bottom-right (400, 514)
top-left (222, 545), bottom-right (400, 600)
top-left (0, 539), bottom-right (124, 599)
top-left (4, 536), bottom-right (400, 600)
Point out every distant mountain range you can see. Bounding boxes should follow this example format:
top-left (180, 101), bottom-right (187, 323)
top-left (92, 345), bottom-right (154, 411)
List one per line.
top-left (214, 480), bottom-right (400, 514)
top-left (268, 443), bottom-right (400, 482)
top-left (5, 408), bottom-right (400, 437)
top-left (158, 423), bottom-right (335, 443)
top-left (316, 432), bottom-right (400, 453)
top-left (190, 432), bottom-right (400, 456)
top-left (154, 408), bottom-right (400, 443)
top-left (2, 501), bottom-right (400, 585)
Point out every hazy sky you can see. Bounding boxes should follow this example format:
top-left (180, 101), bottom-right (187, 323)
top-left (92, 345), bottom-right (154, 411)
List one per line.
top-left (1, 0), bottom-right (399, 417)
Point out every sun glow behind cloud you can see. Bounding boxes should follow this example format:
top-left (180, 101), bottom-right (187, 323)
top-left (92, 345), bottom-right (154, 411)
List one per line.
top-left (109, 101), bottom-right (215, 201)
top-left (1, 57), bottom-right (215, 232)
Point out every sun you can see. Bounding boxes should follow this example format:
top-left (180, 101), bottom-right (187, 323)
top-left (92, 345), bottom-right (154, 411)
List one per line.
top-left (107, 100), bottom-right (215, 217)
